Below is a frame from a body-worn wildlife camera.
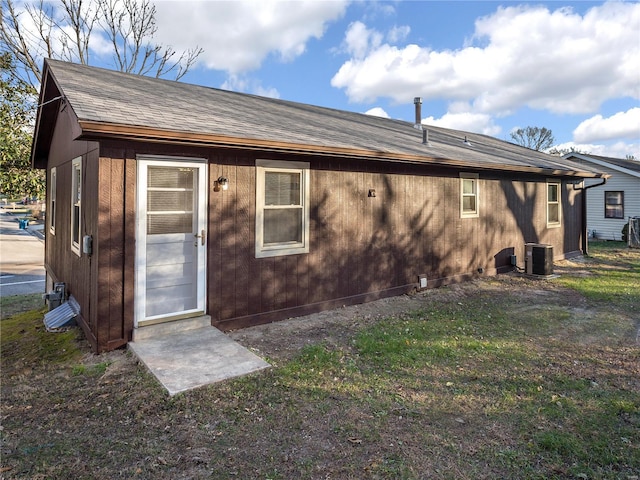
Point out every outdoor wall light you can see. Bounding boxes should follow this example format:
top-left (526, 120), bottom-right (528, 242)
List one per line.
top-left (215, 176), bottom-right (229, 191)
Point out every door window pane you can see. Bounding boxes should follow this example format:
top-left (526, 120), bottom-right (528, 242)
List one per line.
top-left (147, 166), bottom-right (195, 235)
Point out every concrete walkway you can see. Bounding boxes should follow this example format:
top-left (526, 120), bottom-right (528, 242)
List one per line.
top-left (129, 318), bottom-right (270, 396)
top-left (0, 207), bottom-right (45, 296)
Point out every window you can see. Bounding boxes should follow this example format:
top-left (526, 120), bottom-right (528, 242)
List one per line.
top-left (49, 167), bottom-right (56, 234)
top-left (460, 173), bottom-right (479, 218)
top-left (71, 157), bottom-right (82, 255)
top-left (256, 160), bottom-right (310, 258)
top-left (604, 191), bottom-right (624, 219)
top-left (547, 181), bottom-right (561, 226)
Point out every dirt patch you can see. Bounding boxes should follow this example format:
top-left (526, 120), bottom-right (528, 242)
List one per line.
top-left (228, 270), bottom-right (619, 364)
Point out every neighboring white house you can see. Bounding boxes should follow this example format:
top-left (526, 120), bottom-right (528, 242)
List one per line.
top-left (563, 153), bottom-right (640, 241)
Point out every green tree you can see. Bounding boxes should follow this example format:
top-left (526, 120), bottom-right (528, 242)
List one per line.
top-left (0, 53), bottom-right (44, 200)
top-left (510, 126), bottom-right (555, 151)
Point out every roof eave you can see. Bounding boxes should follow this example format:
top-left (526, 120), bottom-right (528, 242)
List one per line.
top-left (30, 63), bottom-right (53, 169)
top-left (78, 120), bottom-right (605, 179)
top-left (30, 60), bottom-right (68, 169)
top-left (564, 153), bottom-right (640, 178)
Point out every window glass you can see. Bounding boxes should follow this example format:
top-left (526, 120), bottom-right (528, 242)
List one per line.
top-left (256, 161), bottom-right (309, 258)
top-left (460, 174), bottom-right (479, 218)
top-left (463, 195), bottom-right (476, 213)
top-left (604, 191), bottom-right (624, 219)
top-left (265, 172), bottom-right (300, 206)
top-left (49, 167), bottom-right (57, 234)
top-left (547, 182), bottom-right (560, 226)
top-left (264, 209), bottom-right (303, 244)
top-left (462, 178), bottom-right (475, 195)
top-left (71, 158), bottom-right (82, 255)
top-left (146, 166), bottom-right (195, 235)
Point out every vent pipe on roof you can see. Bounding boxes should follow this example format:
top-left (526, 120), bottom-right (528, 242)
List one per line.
top-left (414, 97), bottom-right (422, 129)
top-left (422, 128), bottom-right (432, 146)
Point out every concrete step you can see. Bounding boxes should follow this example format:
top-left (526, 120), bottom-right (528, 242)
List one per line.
top-left (132, 315), bottom-right (212, 342)
top-left (128, 323), bottom-right (270, 396)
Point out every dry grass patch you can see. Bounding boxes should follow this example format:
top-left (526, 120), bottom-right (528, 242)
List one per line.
top-left (1, 243), bottom-right (639, 479)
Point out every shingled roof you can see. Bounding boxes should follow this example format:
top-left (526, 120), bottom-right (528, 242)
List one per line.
top-left (563, 153), bottom-right (640, 177)
top-left (32, 59), bottom-right (604, 178)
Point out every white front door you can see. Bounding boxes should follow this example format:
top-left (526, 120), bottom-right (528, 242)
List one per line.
top-left (135, 158), bottom-right (207, 326)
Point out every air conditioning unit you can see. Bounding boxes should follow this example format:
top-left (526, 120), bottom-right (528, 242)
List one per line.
top-left (524, 243), bottom-right (553, 276)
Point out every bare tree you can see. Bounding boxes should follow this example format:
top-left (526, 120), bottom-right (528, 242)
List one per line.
top-left (548, 146), bottom-right (589, 157)
top-left (1, 0), bottom-right (203, 91)
top-left (510, 126), bottom-right (555, 152)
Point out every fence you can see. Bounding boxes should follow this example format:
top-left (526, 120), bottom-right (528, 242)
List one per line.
top-left (629, 217), bottom-right (640, 249)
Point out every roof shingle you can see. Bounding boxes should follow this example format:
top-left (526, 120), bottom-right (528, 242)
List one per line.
top-left (41, 59), bottom-right (604, 177)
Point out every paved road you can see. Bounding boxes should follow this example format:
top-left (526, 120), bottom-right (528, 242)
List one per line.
top-left (0, 208), bottom-right (46, 297)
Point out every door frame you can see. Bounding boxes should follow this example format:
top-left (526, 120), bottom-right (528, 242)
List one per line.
top-left (135, 155), bottom-right (208, 327)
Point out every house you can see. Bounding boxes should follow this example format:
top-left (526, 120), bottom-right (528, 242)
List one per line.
top-left (31, 59), bottom-right (606, 353)
top-left (562, 153), bottom-right (640, 241)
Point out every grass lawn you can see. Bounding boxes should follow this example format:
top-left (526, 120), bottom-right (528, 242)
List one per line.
top-left (1, 242), bottom-right (638, 479)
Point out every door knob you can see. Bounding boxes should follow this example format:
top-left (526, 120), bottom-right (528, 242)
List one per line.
top-left (195, 229), bottom-right (206, 246)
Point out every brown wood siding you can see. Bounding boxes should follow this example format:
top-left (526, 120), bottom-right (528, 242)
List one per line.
top-left (95, 156), bottom-right (132, 350)
top-left (209, 153), bottom-right (583, 332)
top-left (43, 103), bottom-right (100, 350)
top-left (47, 137), bottom-right (584, 351)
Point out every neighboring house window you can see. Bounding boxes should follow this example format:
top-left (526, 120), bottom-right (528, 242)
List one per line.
top-left (49, 167), bottom-right (56, 235)
top-left (71, 157), bottom-right (82, 256)
top-left (460, 173), bottom-right (479, 218)
top-left (255, 160), bottom-right (310, 258)
top-left (604, 191), bottom-right (624, 219)
top-left (547, 181), bottom-right (561, 226)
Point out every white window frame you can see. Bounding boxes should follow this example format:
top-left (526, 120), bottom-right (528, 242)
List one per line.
top-left (255, 159), bottom-right (310, 258)
top-left (547, 180), bottom-right (561, 227)
top-left (71, 157), bottom-right (82, 256)
top-left (49, 167), bottom-right (57, 235)
top-left (460, 173), bottom-right (479, 218)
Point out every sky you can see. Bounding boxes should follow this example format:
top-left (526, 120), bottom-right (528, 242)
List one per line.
top-left (19, 0), bottom-right (640, 158)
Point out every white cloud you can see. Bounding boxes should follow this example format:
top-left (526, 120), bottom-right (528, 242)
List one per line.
top-left (331, 2), bottom-right (640, 116)
top-left (220, 75), bottom-right (280, 98)
top-left (573, 108), bottom-right (640, 143)
top-left (343, 21), bottom-right (382, 59)
top-left (364, 107), bottom-right (389, 118)
top-left (423, 112), bottom-right (501, 137)
top-left (153, 0), bottom-right (348, 74)
top-left (387, 25), bottom-right (410, 44)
